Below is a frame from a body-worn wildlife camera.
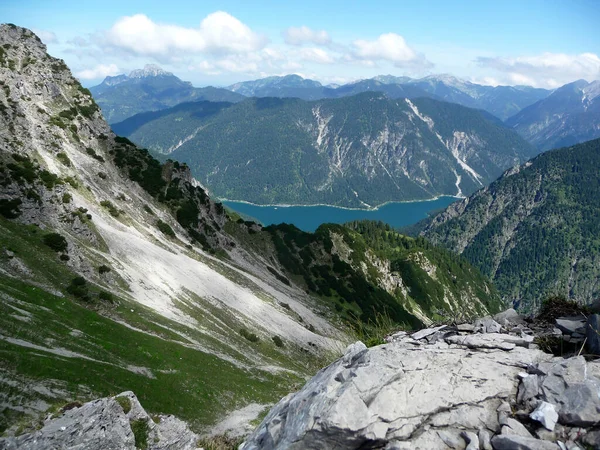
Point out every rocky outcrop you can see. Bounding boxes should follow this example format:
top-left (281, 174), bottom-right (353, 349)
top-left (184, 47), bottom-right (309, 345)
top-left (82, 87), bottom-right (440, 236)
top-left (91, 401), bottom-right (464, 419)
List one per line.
top-left (242, 311), bottom-right (600, 450)
top-left (0, 391), bottom-right (198, 450)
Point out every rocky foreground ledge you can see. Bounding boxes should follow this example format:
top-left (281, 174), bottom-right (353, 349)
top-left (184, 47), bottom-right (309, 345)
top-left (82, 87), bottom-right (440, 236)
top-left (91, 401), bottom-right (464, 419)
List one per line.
top-left (242, 310), bottom-right (600, 450)
top-left (1, 310), bottom-right (599, 449)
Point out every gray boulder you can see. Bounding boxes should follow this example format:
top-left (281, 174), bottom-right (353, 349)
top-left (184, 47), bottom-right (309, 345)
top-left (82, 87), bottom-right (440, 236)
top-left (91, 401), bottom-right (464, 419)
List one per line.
top-left (0, 391), bottom-right (198, 450)
top-left (241, 336), bottom-right (553, 449)
top-left (494, 308), bottom-right (526, 327)
top-left (491, 434), bottom-right (560, 449)
top-left (586, 314), bottom-right (600, 355)
top-left (555, 318), bottom-right (586, 335)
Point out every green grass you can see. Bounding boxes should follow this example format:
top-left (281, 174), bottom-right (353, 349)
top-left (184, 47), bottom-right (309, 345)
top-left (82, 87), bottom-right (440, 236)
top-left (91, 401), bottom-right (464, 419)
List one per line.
top-left (0, 217), bottom-right (302, 434)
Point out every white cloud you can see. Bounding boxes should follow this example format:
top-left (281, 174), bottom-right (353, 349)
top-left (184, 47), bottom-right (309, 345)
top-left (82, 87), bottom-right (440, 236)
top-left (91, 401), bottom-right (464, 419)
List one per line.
top-left (105, 12), bottom-right (267, 58)
top-left (284, 26), bottom-right (331, 46)
top-left (350, 33), bottom-right (432, 69)
top-left (296, 47), bottom-right (335, 64)
top-left (475, 52), bottom-right (600, 88)
top-left (75, 63), bottom-right (120, 80)
top-left (32, 29), bottom-right (57, 44)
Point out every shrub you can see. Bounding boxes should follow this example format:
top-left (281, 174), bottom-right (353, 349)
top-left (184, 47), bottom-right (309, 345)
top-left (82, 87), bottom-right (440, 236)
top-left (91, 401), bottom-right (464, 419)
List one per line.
top-left (98, 265), bottom-right (111, 274)
top-left (98, 291), bottom-right (113, 302)
top-left (130, 419), bottom-right (149, 450)
top-left (143, 205), bottom-right (154, 215)
top-left (156, 220), bottom-right (175, 237)
top-left (43, 232), bottom-right (68, 252)
top-left (100, 200), bottom-right (120, 217)
top-left (272, 336), bottom-right (284, 348)
top-left (62, 193), bottom-right (72, 203)
top-left (115, 396), bottom-right (131, 413)
top-left (59, 254), bottom-right (70, 261)
top-left (66, 276), bottom-right (90, 301)
top-left (56, 152), bottom-right (71, 166)
top-left (0, 198), bottom-right (22, 218)
top-left (240, 328), bottom-right (260, 343)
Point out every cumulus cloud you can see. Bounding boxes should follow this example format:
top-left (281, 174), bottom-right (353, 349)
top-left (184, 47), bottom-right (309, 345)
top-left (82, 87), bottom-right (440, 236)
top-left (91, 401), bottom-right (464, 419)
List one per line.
top-left (75, 63), bottom-right (120, 80)
top-left (105, 12), bottom-right (267, 58)
top-left (349, 33), bottom-right (432, 69)
top-left (475, 52), bottom-right (600, 88)
top-left (32, 29), bottom-right (58, 44)
top-left (284, 26), bottom-right (331, 46)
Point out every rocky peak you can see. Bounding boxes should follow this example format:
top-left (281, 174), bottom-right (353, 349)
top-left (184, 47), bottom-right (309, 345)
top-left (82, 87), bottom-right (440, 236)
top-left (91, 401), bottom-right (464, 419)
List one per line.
top-left (129, 64), bottom-right (174, 79)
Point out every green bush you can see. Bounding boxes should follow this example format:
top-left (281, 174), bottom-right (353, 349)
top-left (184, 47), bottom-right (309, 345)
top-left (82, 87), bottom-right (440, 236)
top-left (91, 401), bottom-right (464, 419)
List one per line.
top-left (156, 220), bottom-right (175, 237)
top-left (240, 328), bottom-right (260, 343)
top-left (100, 200), bottom-right (120, 217)
top-left (0, 198), bottom-right (22, 218)
top-left (62, 193), bottom-right (72, 204)
top-left (56, 152), bottom-right (71, 166)
top-left (99, 291), bottom-right (113, 302)
top-left (43, 233), bottom-right (68, 252)
top-left (98, 265), bottom-right (111, 274)
top-left (115, 396), bottom-right (131, 414)
top-left (66, 276), bottom-right (90, 301)
top-left (130, 419), bottom-right (149, 450)
top-left (272, 336), bottom-right (284, 348)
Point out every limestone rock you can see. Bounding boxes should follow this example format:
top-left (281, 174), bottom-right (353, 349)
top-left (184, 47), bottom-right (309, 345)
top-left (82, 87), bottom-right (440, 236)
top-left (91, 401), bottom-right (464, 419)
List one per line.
top-left (241, 335), bottom-right (553, 449)
top-left (474, 316), bottom-right (503, 333)
top-left (491, 434), bottom-right (560, 449)
top-left (555, 318), bottom-right (586, 336)
top-left (0, 392), bottom-right (198, 450)
top-left (494, 308), bottom-right (526, 327)
top-left (530, 402), bottom-right (558, 431)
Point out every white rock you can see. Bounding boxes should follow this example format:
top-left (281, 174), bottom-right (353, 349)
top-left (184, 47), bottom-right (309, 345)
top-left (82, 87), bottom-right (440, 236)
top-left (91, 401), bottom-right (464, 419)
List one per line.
top-left (530, 401), bottom-right (559, 431)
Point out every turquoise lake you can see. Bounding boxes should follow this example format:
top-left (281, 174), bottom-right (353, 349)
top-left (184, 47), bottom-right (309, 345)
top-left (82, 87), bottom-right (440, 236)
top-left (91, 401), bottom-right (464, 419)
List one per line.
top-left (222, 197), bottom-right (458, 232)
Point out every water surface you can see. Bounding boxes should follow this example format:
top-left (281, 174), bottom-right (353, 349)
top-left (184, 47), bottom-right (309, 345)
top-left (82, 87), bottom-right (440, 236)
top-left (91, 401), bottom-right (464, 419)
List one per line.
top-left (222, 197), bottom-right (457, 232)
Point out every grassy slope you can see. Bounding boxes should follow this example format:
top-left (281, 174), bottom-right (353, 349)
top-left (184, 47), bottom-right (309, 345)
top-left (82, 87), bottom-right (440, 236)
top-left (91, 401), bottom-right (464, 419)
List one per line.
top-left (0, 217), bottom-right (304, 434)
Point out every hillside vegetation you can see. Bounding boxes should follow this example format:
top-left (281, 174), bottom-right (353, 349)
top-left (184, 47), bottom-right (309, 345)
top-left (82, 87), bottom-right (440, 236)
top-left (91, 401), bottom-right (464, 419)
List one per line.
top-left (421, 137), bottom-right (600, 311)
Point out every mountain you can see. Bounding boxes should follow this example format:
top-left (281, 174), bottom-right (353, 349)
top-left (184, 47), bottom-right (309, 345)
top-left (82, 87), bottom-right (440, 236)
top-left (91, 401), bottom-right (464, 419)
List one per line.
top-left (89, 64), bottom-right (245, 123)
top-left (420, 138), bottom-right (600, 311)
top-left (0, 25), bottom-right (500, 434)
top-left (402, 74), bottom-right (551, 120)
top-left (506, 79), bottom-right (600, 151)
top-left (227, 74), bottom-right (328, 100)
top-left (113, 93), bottom-right (536, 208)
top-left (224, 73), bottom-right (550, 120)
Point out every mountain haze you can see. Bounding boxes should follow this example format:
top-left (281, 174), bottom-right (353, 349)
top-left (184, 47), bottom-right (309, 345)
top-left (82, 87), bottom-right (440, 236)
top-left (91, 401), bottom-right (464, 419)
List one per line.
top-left (114, 93), bottom-right (536, 207)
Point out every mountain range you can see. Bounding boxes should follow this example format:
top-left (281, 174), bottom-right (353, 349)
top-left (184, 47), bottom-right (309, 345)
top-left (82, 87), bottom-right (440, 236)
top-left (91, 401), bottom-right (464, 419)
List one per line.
top-left (112, 93), bottom-right (536, 207)
top-left (89, 65), bottom-right (245, 123)
top-left (0, 25), bottom-right (500, 435)
top-left (506, 79), bottom-right (600, 151)
top-left (420, 137), bottom-right (600, 310)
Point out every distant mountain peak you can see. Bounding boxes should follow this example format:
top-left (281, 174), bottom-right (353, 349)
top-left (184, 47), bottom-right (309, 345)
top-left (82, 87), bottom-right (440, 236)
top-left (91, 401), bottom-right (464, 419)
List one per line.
top-left (129, 64), bottom-right (173, 79)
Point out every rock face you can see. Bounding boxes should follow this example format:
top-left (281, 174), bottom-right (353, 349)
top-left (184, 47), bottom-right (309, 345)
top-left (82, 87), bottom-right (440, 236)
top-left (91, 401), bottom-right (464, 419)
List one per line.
top-left (0, 391), bottom-right (198, 450)
top-left (242, 311), bottom-right (600, 450)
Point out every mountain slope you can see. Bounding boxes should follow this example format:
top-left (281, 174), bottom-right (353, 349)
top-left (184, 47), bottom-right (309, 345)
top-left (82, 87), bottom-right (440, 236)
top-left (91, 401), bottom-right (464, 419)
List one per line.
top-left (89, 65), bottom-right (245, 123)
top-left (0, 24), bottom-right (501, 434)
top-left (420, 138), bottom-right (600, 310)
top-left (114, 93), bottom-right (536, 207)
top-left (506, 79), bottom-right (600, 151)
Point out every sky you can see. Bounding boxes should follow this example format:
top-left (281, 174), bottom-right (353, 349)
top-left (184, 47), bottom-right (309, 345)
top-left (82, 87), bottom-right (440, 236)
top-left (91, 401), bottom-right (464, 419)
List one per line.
top-left (2, 0), bottom-right (600, 88)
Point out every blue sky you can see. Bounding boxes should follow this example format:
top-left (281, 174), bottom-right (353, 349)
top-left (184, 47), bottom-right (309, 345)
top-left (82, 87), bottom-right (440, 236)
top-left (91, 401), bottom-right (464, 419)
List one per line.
top-left (2, 0), bottom-right (599, 88)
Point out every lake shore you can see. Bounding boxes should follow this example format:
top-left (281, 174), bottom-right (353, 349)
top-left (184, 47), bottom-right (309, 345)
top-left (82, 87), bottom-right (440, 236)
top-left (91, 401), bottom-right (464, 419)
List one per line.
top-left (218, 195), bottom-right (464, 212)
